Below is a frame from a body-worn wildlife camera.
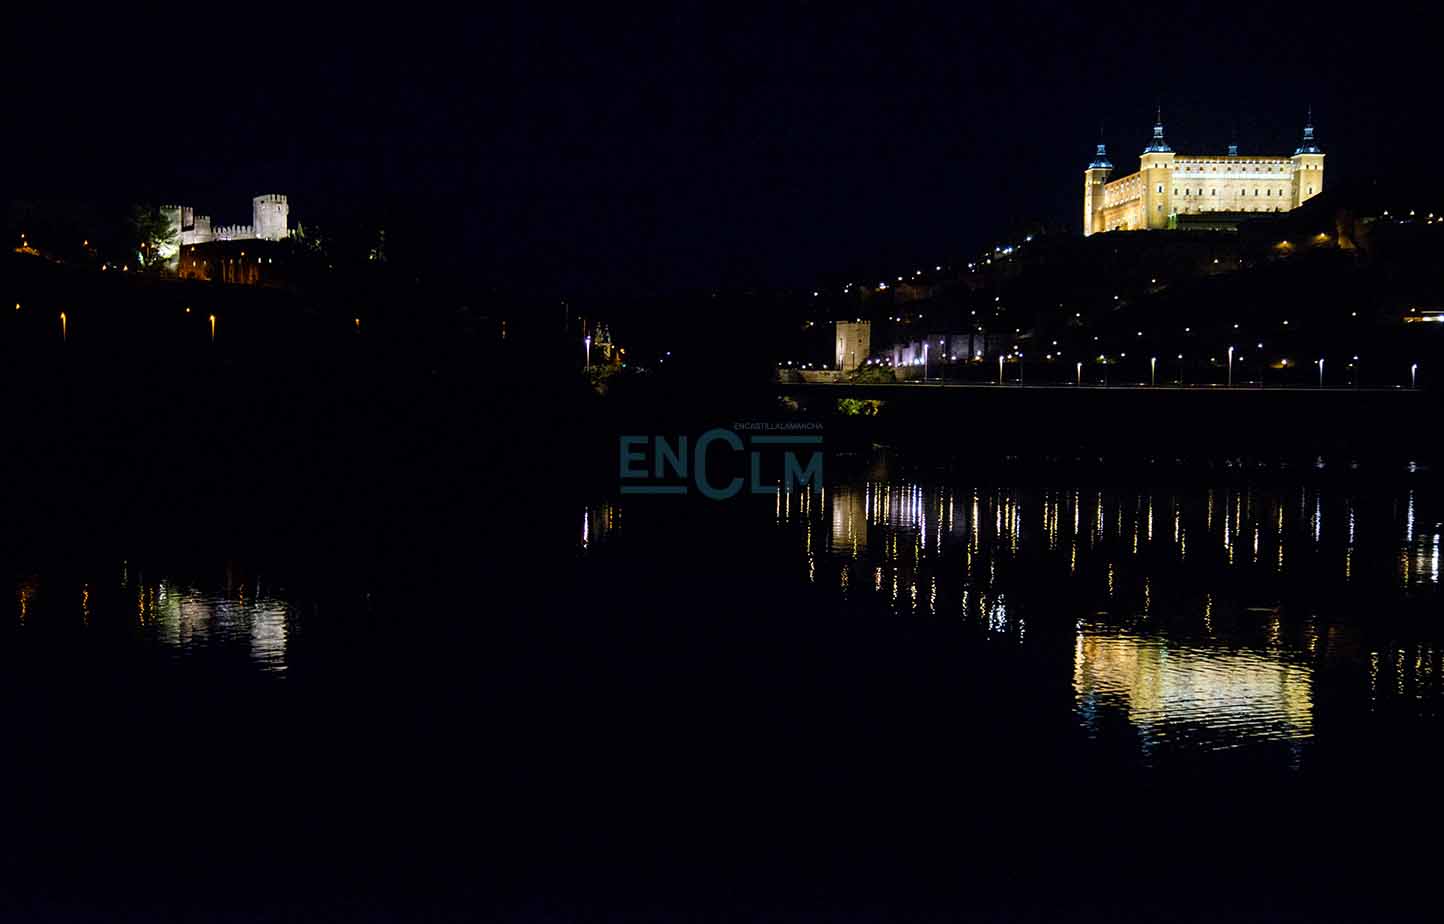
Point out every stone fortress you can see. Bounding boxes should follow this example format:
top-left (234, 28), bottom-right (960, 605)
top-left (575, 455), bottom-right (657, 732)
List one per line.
top-left (164, 194), bottom-right (291, 286)
top-left (1084, 110), bottom-right (1323, 235)
top-left (161, 194), bottom-right (290, 246)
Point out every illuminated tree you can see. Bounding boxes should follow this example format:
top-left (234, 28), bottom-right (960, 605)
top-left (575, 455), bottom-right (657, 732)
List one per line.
top-left (127, 203), bottom-right (178, 271)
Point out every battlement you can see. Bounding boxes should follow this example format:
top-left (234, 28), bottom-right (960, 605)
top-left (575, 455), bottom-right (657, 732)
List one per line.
top-left (163, 193), bottom-right (290, 245)
top-left (214, 224), bottom-right (255, 241)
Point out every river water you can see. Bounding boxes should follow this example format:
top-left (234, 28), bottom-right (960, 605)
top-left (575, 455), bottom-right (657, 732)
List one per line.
top-left (3, 456), bottom-right (1441, 917)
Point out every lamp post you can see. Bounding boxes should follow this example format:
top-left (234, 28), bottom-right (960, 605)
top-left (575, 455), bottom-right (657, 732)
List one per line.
top-left (997, 353), bottom-right (1003, 385)
top-left (1227, 346), bottom-right (1234, 386)
top-left (60, 311), bottom-right (67, 343)
top-left (1411, 363), bottom-right (1418, 389)
top-left (1177, 354), bottom-right (1184, 386)
top-left (1151, 356), bottom-right (1157, 386)
top-left (209, 314), bottom-right (216, 343)
top-left (1018, 352), bottom-right (1024, 385)
top-left (923, 343), bottom-right (929, 383)
top-left (584, 335), bottom-right (592, 372)
top-left (1317, 358), bottom-right (1324, 387)
top-left (1076, 361), bottom-right (1082, 386)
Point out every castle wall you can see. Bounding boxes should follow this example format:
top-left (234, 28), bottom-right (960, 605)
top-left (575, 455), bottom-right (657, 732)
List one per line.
top-left (168, 195), bottom-right (287, 246)
top-left (1099, 172), bottom-right (1144, 231)
top-left (1170, 156), bottom-right (1296, 214)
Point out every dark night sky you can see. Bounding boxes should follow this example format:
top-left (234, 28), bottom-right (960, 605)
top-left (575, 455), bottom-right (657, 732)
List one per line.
top-left (11, 2), bottom-right (1441, 295)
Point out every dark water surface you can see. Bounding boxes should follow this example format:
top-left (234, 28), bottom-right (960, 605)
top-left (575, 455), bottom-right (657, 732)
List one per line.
top-left (3, 451), bottom-right (1442, 919)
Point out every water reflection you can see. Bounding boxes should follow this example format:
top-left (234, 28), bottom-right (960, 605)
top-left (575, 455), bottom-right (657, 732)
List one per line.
top-left (1073, 626), bottom-right (1313, 755)
top-left (765, 473), bottom-right (1442, 764)
top-left (11, 572), bottom-right (291, 674)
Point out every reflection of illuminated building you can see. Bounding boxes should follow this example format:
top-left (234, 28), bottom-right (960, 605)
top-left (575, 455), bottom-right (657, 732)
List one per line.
top-left (148, 583), bottom-right (290, 674)
top-left (581, 503), bottom-right (619, 551)
top-left (1073, 627), bottom-right (1313, 747)
top-left (830, 484), bottom-right (869, 555)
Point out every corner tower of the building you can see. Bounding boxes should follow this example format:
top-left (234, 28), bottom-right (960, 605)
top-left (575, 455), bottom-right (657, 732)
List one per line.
top-left (1083, 132), bottom-right (1113, 237)
top-left (1139, 108), bottom-right (1175, 229)
top-left (1290, 108), bottom-right (1324, 208)
top-left (252, 194), bottom-right (290, 241)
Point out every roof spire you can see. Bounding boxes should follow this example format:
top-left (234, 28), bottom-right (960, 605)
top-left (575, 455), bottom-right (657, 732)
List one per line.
top-left (1143, 102), bottom-right (1171, 153)
top-left (1089, 122), bottom-right (1112, 169)
top-left (1295, 105), bottom-right (1321, 154)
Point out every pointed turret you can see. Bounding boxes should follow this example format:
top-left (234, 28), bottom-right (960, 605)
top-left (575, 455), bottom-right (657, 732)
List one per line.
top-left (1143, 104), bottom-right (1171, 153)
top-left (1089, 127), bottom-right (1113, 169)
top-left (1290, 106), bottom-right (1325, 207)
top-left (1083, 126), bottom-right (1113, 236)
top-left (1294, 106), bottom-right (1321, 154)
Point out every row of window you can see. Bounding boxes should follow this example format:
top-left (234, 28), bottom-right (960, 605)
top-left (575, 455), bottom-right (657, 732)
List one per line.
top-left (1175, 187), bottom-right (1288, 197)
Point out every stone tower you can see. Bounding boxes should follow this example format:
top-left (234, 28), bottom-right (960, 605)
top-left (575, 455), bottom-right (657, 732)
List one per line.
top-left (1139, 107), bottom-right (1175, 230)
top-left (252, 194), bottom-right (289, 241)
top-left (1083, 132), bottom-right (1113, 237)
top-left (1289, 109), bottom-right (1325, 209)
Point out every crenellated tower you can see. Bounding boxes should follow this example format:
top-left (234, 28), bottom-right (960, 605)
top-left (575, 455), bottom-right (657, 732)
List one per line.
top-left (252, 194), bottom-right (289, 241)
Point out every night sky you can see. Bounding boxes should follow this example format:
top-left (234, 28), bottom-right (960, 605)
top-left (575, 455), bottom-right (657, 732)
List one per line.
top-left (13, 2), bottom-right (1441, 295)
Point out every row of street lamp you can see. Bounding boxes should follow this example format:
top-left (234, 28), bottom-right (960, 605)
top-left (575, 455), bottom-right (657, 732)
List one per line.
top-left (16, 303), bottom-right (219, 343)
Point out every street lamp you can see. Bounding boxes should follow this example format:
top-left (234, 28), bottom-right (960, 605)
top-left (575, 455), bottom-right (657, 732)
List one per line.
top-left (997, 353), bottom-right (1003, 385)
top-left (1150, 356), bottom-right (1157, 386)
top-left (923, 343), bottom-right (929, 383)
top-left (1228, 346), bottom-right (1234, 386)
top-left (1317, 357), bottom-right (1324, 387)
top-left (1177, 354), bottom-right (1184, 386)
top-left (1411, 363), bottom-right (1418, 389)
top-left (584, 335), bottom-right (592, 371)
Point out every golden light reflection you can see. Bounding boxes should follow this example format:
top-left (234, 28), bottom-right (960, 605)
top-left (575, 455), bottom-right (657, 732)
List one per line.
top-left (1074, 627), bottom-right (1313, 748)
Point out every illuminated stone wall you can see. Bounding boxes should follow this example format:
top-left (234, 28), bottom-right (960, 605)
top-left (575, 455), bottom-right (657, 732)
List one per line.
top-left (171, 194), bottom-right (288, 246)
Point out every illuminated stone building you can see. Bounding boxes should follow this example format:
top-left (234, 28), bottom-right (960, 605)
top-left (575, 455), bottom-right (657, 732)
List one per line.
top-left (162, 194), bottom-right (290, 247)
top-left (834, 320), bottom-right (871, 373)
top-left (165, 194), bottom-right (292, 285)
top-left (1084, 111), bottom-right (1324, 235)
top-left (177, 240), bottom-right (288, 286)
